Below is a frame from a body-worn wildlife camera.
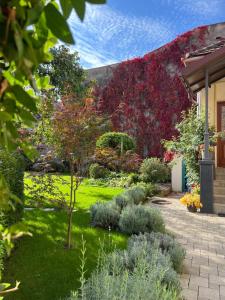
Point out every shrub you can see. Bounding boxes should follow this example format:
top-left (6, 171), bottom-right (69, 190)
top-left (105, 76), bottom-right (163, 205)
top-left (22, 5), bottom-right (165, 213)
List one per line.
top-left (113, 194), bottom-right (129, 211)
top-left (123, 186), bottom-right (146, 205)
top-left (126, 173), bottom-right (140, 186)
top-left (129, 233), bottom-right (185, 273)
top-left (140, 157), bottom-right (170, 183)
top-left (135, 182), bottom-right (159, 198)
top-left (90, 202), bottom-right (120, 229)
top-left (89, 163), bottom-right (109, 179)
top-left (69, 243), bottom-right (180, 300)
top-left (0, 150), bottom-right (25, 223)
top-left (119, 205), bottom-right (165, 235)
top-left (96, 132), bottom-right (136, 152)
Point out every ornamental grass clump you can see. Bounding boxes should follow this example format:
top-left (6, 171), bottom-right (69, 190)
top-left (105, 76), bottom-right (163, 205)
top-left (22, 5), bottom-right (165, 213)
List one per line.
top-left (119, 205), bottom-right (165, 235)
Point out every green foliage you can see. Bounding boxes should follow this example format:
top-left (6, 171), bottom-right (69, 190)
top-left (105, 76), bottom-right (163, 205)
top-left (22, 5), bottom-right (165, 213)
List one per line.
top-left (126, 173), bottom-right (140, 186)
top-left (96, 132), bottom-right (136, 152)
top-left (119, 205), bottom-right (165, 235)
top-left (3, 180), bottom-right (126, 300)
top-left (90, 202), bottom-right (120, 229)
top-left (140, 158), bottom-right (170, 183)
top-left (25, 174), bottom-right (67, 209)
top-left (0, 150), bottom-right (25, 223)
top-left (0, 0), bottom-right (105, 152)
top-left (89, 163), bottom-right (109, 179)
top-left (69, 238), bottom-right (180, 300)
top-left (135, 182), bottom-right (159, 198)
top-left (38, 45), bottom-right (87, 97)
top-left (129, 233), bottom-right (185, 273)
top-left (164, 107), bottom-right (208, 186)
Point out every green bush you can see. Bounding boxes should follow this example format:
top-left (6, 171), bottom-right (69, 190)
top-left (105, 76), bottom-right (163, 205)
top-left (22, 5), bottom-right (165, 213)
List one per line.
top-left (129, 233), bottom-right (185, 273)
top-left (135, 182), bottom-right (159, 198)
top-left (69, 242), bottom-right (180, 300)
top-left (96, 132), bottom-right (135, 152)
top-left (89, 163), bottom-right (109, 179)
top-left (119, 205), bottom-right (165, 235)
top-left (113, 186), bottom-right (146, 211)
top-left (90, 202), bottom-right (120, 229)
top-left (0, 150), bottom-right (25, 223)
top-left (140, 158), bottom-right (170, 183)
top-left (126, 173), bottom-right (140, 186)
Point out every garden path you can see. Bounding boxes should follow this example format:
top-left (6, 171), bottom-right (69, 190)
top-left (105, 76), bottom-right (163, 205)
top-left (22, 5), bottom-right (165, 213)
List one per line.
top-left (149, 193), bottom-right (225, 300)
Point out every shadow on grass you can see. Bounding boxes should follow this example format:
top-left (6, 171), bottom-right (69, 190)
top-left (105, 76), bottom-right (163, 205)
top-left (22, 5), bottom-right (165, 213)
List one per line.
top-left (4, 209), bottom-right (127, 300)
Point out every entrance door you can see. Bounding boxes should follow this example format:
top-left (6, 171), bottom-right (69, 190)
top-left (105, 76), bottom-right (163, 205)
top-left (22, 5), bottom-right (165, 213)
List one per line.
top-left (217, 102), bottom-right (225, 167)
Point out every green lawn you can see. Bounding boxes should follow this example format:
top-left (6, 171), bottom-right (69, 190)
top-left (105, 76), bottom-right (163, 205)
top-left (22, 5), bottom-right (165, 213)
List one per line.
top-left (3, 176), bottom-right (127, 300)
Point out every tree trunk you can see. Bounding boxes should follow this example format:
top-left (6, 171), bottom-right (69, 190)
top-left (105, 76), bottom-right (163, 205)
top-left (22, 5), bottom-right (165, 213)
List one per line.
top-left (66, 209), bottom-right (73, 249)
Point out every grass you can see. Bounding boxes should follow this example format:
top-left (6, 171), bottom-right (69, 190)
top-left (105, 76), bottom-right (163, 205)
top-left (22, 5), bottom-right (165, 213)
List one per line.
top-left (3, 175), bottom-right (127, 300)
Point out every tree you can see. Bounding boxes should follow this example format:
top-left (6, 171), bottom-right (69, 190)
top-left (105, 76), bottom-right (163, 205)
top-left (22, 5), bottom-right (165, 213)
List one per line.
top-left (38, 45), bottom-right (88, 97)
top-left (0, 0), bottom-right (106, 295)
top-left (53, 95), bottom-right (108, 248)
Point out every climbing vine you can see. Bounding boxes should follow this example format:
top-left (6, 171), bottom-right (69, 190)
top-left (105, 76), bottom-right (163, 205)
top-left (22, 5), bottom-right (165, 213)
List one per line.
top-left (96, 26), bottom-right (208, 157)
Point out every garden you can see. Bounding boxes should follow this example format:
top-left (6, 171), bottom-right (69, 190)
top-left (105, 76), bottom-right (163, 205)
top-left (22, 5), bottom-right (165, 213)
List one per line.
top-left (0, 1), bottom-right (210, 299)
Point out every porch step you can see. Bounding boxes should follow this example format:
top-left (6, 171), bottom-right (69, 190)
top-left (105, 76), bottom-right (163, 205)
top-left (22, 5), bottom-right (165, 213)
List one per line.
top-left (215, 168), bottom-right (225, 175)
top-left (214, 194), bottom-right (225, 204)
top-left (215, 174), bottom-right (225, 180)
top-left (214, 187), bottom-right (225, 195)
top-left (214, 203), bottom-right (225, 214)
top-left (214, 180), bottom-right (225, 187)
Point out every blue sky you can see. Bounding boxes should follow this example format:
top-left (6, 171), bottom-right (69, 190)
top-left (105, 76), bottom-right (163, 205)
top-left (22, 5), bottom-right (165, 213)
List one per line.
top-left (68, 0), bottom-right (225, 69)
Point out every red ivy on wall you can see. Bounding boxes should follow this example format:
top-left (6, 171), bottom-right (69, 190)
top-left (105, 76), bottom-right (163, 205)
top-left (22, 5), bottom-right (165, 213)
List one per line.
top-left (95, 26), bottom-right (209, 157)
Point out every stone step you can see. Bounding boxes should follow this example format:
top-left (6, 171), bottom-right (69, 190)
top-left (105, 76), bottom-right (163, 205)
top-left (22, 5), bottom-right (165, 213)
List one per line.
top-left (216, 168), bottom-right (225, 175)
top-left (214, 194), bottom-right (225, 204)
top-left (214, 203), bottom-right (225, 214)
top-left (214, 186), bottom-right (225, 195)
top-left (214, 180), bottom-right (225, 187)
top-left (215, 174), bottom-right (225, 180)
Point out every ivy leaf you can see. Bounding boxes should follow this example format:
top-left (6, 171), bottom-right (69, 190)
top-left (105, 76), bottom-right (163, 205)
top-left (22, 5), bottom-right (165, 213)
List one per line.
top-left (60, 0), bottom-right (73, 19)
top-left (86, 0), bottom-right (106, 3)
top-left (71, 0), bottom-right (85, 21)
top-left (44, 3), bottom-right (74, 44)
top-left (11, 85), bottom-right (37, 112)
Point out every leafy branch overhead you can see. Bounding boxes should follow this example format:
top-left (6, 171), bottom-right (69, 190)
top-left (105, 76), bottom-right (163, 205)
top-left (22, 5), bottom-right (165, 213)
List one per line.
top-left (0, 0), bottom-right (106, 153)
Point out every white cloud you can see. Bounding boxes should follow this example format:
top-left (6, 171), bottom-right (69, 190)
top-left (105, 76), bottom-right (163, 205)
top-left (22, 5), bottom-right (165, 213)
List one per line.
top-left (69, 4), bottom-right (175, 68)
top-left (175, 0), bottom-right (225, 18)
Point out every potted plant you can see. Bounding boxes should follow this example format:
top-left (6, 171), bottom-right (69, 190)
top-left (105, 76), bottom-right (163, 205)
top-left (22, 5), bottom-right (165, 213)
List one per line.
top-left (180, 192), bottom-right (202, 212)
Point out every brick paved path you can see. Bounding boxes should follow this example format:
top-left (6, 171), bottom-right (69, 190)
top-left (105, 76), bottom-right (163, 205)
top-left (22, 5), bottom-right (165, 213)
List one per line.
top-left (149, 193), bottom-right (225, 300)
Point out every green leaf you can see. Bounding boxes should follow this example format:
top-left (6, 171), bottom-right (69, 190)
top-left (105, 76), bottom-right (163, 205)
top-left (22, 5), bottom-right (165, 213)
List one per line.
top-left (71, 0), bottom-right (85, 21)
top-left (86, 0), bottom-right (106, 3)
top-left (60, 0), bottom-right (73, 19)
top-left (44, 3), bottom-right (74, 44)
top-left (0, 283), bottom-right (10, 292)
top-left (11, 85), bottom-right (37, 112)
top-left (0, 111), bottom-right (12, 121)
top-left (19, 109), bottom-right (36, 126)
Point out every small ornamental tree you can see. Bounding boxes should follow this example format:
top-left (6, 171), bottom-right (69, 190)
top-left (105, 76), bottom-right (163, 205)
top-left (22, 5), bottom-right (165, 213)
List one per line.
top-left (53, 95), bottom-right (108, 248)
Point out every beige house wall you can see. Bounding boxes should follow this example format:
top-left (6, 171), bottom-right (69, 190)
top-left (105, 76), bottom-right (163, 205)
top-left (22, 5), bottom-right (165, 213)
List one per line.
top-left (199, 78), bottom-right (225, 166)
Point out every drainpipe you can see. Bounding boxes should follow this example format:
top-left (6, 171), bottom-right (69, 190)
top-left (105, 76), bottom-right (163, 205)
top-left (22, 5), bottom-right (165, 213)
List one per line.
top-left (200, 68), bottom-right (214, 214)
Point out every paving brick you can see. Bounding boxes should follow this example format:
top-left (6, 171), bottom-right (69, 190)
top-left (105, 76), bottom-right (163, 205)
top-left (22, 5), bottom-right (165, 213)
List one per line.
top-left (198, 287), bottom-right (220, 299)
top-left (189, 275), bottom-right (208, 290)
top-left (181, 288), bottom-right (198, 300)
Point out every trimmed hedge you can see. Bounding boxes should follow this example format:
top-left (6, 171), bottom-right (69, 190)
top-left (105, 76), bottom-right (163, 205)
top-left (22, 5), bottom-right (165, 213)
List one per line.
top-left (96, 132), bottom-right (136, 152)
top-left (0, 149), bottom-right (25, 223)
